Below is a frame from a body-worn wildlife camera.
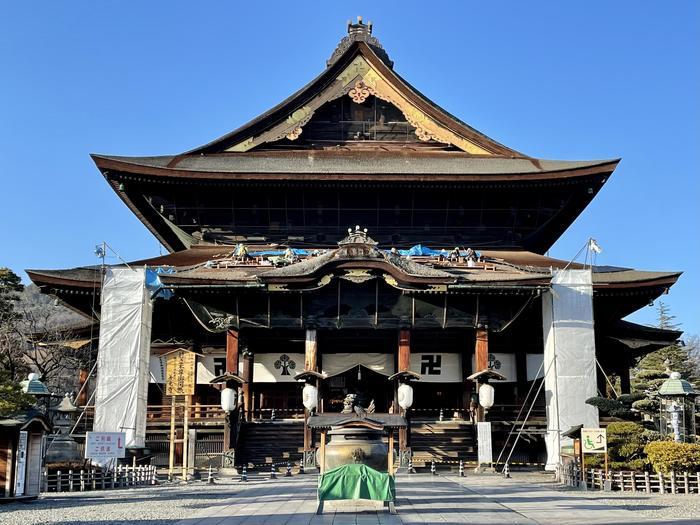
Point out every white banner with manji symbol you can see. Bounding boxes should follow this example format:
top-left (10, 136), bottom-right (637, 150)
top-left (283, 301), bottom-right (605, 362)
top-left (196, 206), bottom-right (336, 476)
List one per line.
top-left (252, 353), bottom-right (305, 383)
top-left (409, 353), bottom-right (462, 383)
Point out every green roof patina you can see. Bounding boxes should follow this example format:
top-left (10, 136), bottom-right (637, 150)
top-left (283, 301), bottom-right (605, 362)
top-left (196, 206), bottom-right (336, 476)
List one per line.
top-left (659, 372), bottom-right (699, 397)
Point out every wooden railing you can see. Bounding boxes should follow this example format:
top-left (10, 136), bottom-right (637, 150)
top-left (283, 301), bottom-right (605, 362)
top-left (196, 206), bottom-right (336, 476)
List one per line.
top-left (250, 407), bottom-right (305, 420)
top-left (559, 464), bottom-right (700, 494)
top-left (42, 465), bottom-right (157, 492)
top-left (146, 404), bottom-right (225, 421)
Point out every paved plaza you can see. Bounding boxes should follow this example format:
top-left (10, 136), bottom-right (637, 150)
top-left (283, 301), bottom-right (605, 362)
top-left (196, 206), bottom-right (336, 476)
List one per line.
top-left (2, 472), bottom-right (700, 524)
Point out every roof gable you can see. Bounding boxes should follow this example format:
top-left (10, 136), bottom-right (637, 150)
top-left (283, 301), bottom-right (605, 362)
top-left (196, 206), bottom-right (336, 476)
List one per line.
top-left (188, 24), bottom-right (523, 157)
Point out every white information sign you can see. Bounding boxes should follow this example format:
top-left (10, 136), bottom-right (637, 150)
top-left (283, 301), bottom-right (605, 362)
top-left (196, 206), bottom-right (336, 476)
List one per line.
top-left (85, 432), bottom-right (126, 459)
top-left (476, 422), bottom-right (493, 466)
top-left (14, 430), bottom-right (28, 496)
top-left (581, 428), bottom-right (607, 454)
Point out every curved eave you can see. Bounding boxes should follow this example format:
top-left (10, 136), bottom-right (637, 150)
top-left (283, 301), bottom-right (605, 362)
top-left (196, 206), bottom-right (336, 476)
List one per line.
top-left (26, 269), bottom-right (101, 290)
top-left (92, 154), bottom-right (619, 183)
top-left (184, 41), bottom-right (522, 157)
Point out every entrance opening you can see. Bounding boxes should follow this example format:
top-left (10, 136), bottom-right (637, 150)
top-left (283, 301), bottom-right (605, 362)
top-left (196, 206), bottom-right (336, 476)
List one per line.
top-left (325, 365), bottom-right (392, 413)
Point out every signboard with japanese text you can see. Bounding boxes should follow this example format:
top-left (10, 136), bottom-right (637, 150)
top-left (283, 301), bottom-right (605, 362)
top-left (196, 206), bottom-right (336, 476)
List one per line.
top-left (14, 431), bottom-right (28, 496)
top-left (165, 349), bottom-right (196, 395)
top-left (85, 431), bottom-right (126, 459)
top-left (581, 428), bottom-right (607, 454)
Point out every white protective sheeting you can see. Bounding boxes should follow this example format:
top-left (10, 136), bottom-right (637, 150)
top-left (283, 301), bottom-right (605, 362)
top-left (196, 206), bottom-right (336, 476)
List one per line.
top-left (542, 269), bottom-right (599, 471)
top-left (410, 353), bottom-right (462, 382)
top-left (94, 268), bottom-right (152, 450)
top-left (322, 353), bottom-right (395, 377)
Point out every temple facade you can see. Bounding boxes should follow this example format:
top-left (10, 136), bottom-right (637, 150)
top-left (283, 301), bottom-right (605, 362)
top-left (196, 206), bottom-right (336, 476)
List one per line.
top-left (28, 19), bottom-right (682, 471)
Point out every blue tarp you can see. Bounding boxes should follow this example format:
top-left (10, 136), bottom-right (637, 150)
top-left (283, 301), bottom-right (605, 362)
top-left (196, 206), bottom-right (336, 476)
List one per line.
top-left (398, 244), bottom-right (448, 256)
top-left (145, 267), bottom-right (175, 300)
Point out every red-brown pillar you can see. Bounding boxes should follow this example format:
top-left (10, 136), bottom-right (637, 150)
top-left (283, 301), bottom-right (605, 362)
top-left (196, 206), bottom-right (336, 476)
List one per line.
top-left (303, 329), bottom-right (318, 460)
top-left (475, 328), bottom-right (489, 422)
top-left (77, 368), bottom-right (89, 406)
top-left (225, 329), bottom-right (239, 375)
top-left (224, 330), bottom-right (240, 450)
top-left (398, 330), bottom-right (411, 372)
top-left (242, 350), bottom-right (254, 421)
top-left (397, 329), bottom-right (411, 452)
top-left (475, 328), bottom-right (489, 372)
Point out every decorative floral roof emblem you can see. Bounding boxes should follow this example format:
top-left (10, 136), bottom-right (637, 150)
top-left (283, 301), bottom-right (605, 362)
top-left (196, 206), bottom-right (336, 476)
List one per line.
top-left (349, 81), bottom-right (372, 104)
top-left (286, 127), bottom-right (303, 141)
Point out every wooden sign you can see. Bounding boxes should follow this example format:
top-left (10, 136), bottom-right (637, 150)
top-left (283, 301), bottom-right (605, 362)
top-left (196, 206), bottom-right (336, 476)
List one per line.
top-left (165, 349), bottom-right (196, 396)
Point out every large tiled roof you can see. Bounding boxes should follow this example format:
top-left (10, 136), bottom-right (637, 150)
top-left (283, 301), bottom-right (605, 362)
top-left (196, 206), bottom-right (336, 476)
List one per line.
top-left (93, 152), bottom-right (616, 177)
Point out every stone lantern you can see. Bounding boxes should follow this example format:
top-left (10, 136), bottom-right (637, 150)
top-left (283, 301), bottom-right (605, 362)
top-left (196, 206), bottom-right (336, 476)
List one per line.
top-left (658, 372), bottom-right (698, 442)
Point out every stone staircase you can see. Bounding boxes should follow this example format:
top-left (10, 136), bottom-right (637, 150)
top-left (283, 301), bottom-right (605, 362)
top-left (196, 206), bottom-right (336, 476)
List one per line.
top-left (410, 421), bottom-right (477, 469)
top-left (236, 421), bottom-right (306, 469)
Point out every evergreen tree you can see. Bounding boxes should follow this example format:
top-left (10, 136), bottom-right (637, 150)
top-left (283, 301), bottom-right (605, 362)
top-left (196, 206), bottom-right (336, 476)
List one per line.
top-left (631, 301), bottom-right (696, 416)
top-left (0, 370), bottom-right (34, 417)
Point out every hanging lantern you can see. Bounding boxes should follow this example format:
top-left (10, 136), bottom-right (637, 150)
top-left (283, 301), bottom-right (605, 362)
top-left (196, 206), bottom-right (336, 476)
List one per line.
top-left (398, 383), bottom-right (414, 410)
top-left (478, 383), bottom-right (495, 409)
top-left (302, 383), bottom-right (318, 411)
top-left (220, 387), bottom-right (238, 412)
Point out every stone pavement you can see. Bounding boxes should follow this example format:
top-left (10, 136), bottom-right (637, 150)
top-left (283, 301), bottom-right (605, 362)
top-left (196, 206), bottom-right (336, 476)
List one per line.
top-left (172, 472), bottom-right (700, 525)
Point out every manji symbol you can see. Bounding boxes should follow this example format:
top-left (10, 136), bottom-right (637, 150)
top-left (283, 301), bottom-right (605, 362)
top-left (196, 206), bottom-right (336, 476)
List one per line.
top-left (420, 354), bottom-right (442, 375)
top-left (274, 354), bottom-right (297, 375)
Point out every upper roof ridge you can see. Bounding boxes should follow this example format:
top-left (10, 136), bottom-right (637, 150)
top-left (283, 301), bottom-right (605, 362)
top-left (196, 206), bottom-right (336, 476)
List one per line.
top-left (327, 16), bottom-right (393, 68)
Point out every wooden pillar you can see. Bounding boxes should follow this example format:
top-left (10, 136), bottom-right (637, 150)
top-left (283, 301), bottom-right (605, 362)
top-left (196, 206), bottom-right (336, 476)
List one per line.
top-left (304, 329), bottom-right (317, 459)
top-left (77, 368), bottom-right (89, 406)
top-left (515, 351), bottom-right (527, 404)
top-left (475, 328), bottom-right (489, 372)
top-left (475, 328), bottom-right (489, 422)
top-left (397, 329), bottom-right (410, 452)
top-left (398, 330), bottom-right (410, 372)
top-left (226, 330), bottom-right (239, 375)
top-left (224, 329), bottom-right (239, 449)
top-left (619, 356), bottom-right (631, 395)
top-left (304, 329), bottom-right (317, 372)
top-left (242, 352), bottom-right (254, 421)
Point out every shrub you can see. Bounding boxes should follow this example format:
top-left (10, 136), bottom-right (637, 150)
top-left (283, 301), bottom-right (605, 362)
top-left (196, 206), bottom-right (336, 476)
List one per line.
top-left (585, 395), bottom-right (641, 420)
top-left (644, 441), bottom-right (700, 474)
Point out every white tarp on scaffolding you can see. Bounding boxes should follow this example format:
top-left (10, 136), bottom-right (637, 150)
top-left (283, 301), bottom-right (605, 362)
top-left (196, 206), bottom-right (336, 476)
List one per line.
top-left (94, 268), bottom-right (152, 450)
top-left (542, 269), bottom-right (599, 470)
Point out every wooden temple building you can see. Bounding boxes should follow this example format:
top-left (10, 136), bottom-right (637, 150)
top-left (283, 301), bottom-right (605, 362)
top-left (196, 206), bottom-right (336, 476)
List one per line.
top-left (27, 19), bottom-right (682, 470)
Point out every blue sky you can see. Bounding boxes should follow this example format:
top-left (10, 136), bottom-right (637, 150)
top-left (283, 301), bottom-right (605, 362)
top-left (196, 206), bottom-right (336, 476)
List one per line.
top-left (1, 1), bottom-right (698, 336)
